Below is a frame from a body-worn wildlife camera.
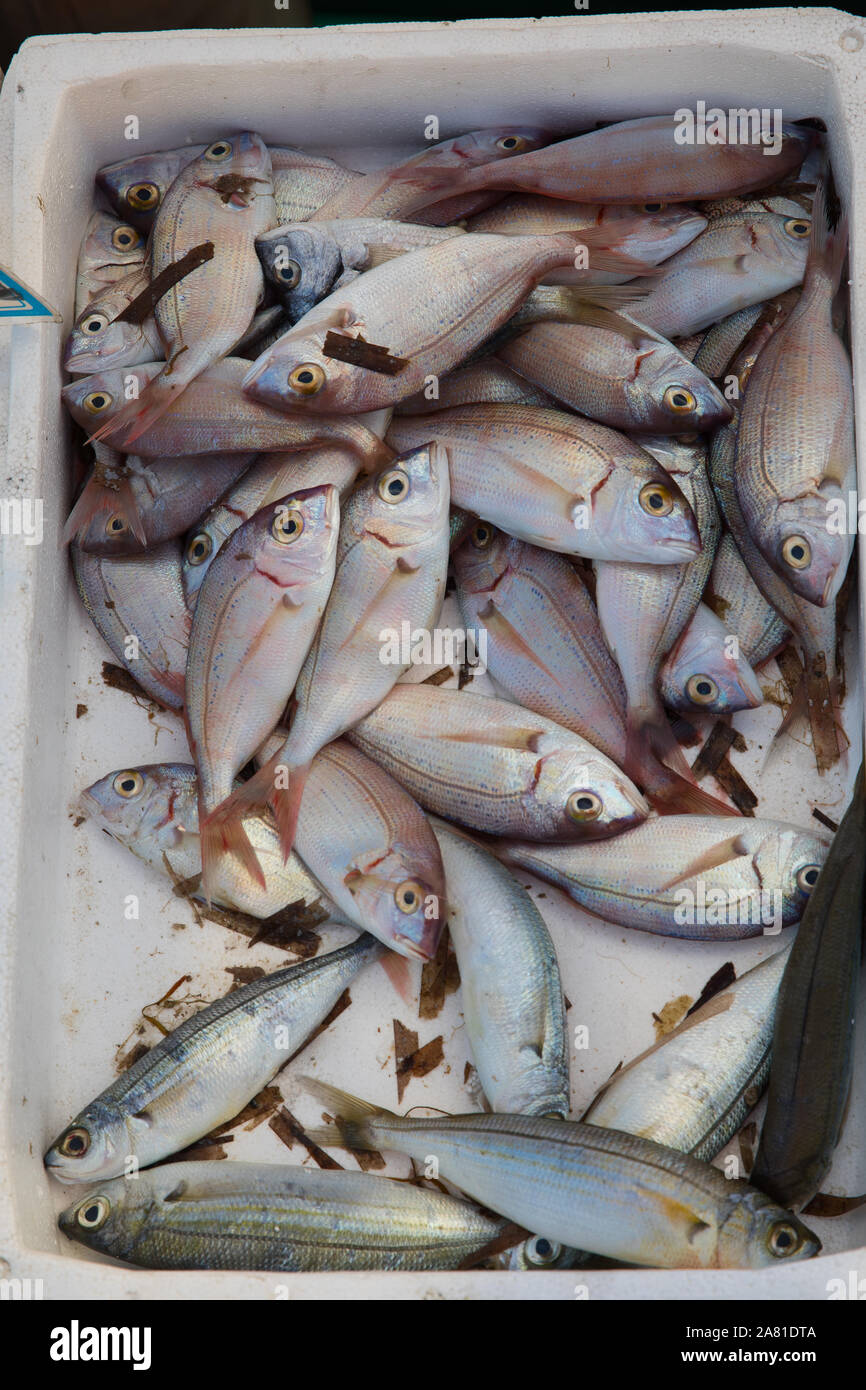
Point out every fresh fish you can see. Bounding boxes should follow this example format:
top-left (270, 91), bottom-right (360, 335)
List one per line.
top-left (78, 762), bottom-right (339, 923)
top-left (256, 218), bottom-right (465, 322)
top-left (182, 447), bottom-right (362, 608)
top-left (185, 485), bottom-right (340, 895)
top-left (659, 602), bottom-right (764, 715)
top-left (497, 316), bottom-right (732, 434)
top-left (692, 303), bottom-right (766, 378)
top-left (96, 144), bottom-right (207, 228)
top-left (349, 685), bottom-right (649, 841)
top-left (93, 135), bottom-right (277, 448)
top-left (704, 532), bottom-right (790, 670)
top-left (734, 186), bottom-right (856, 608)
top-left (64, 267), bottom-right (162, 375)
top-left (45, 935), bottom-right (381, 1182)
top-left (395, 359), bottom-right (557, 415)
top-left (74, 212), bottom-right (146, 316)
top-left (751, 768), bottom-right (865, 1209)
top-left (620, 208), bottom-right (811, 339)
top-left (59, 1161), bottom-right (507, 1272)
top-left (67, 451), bottom-right (255, 554)
top-left (71, 539), bottom-right (191, 709)
top-left (583, 946), bottom-right (791, 1161)
top-left (271, 146), bottom-right (362, 224)
top-left (291, 741), bottom-right (447, 961)
top-left (433, 822), bottom-right (569, 1117)
top-left (214, 444), bottom-right (450, 858)
top-left (387, 405), bottom-right (700, 563)
top-left (498, 816), bottom-right (828, 939)
top-left (242, 229), bottom-right (656, 415)
top-left (303, 1079), bottom-right (820, 1269)
top-left (379, 115), bottom-right (815, 212)
top-left (61, 359), bottom-right (392, 466)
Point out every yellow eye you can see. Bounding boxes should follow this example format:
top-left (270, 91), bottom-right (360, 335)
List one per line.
top-left (204, 141), bottom-right (233, 161)
top-left (59, 1127), bottom-right (90, 1159)
top-left (395, 879), bottom-right (424, 914)
top-left (79, 313), bottom-right (108, 336)
top-left (77, 1197), bottom-right (110, 1230)
top-left (781, 536), bottom-right (811, 570)
top-left (125, 184), bottom-right (159, 213)
top-left (796, 864), bottom-right (820, 893)
top-left (186, 532), bottom-right (213, 566)
top-left (105, 512), bottom-right (128, 536)
top-left (685, 674), bottom-right (719, 706)
top-left (112, 223), bottom-right (142, 249)
top-left (272, 507), bottom-right (304, 543)
top-left (566, 790), bottom-right (603, 823)
top-left (113, 771), bottom-right (144, 799)
top-left (276, 259), bottom-right (302, 287)
top-left (639, 481), bottom-right (674, 517)
top-left (642, 201), bottom-right (666, 213)
top-left (767, 1222), bottom-right (801, 1258)
top-left (288, 363), bottom-right (326, 396)
top-left (784, 218), bottom-right (811, 238)
top-left (83, 390), bottom-right (112, 415)
top-left (377, 468), bottom-right (410, 504)
top-left (471, 522), bottom-right (494, 549)
top-left (663, 385), bottom-right (697, 414)
top-left (496, 135), bottom-right (527, 152)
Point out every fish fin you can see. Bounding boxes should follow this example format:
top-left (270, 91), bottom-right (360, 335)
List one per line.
top-left (380, 952), bottom-right (414, 1005)
top-left (659, 834), bottom-right (753, 891)
top-left (810, 179), bottom-right (848, 295)
top-left (300, 1075), bottom-right (395, 1151)
top-left (268, 758), bottom-right (311, 861)
top-left (626, 706), bottom-right (738, 818)
top-left (646, 766), bottom-right (741, 819)
top-left (363, 243), bottom-right (406, 268)
top-left (199, 813), bottom-right (266, 900)
top-left (87, 374), bottom-right (185, 449)
top-left (62, 471), bottom-right (146, 549)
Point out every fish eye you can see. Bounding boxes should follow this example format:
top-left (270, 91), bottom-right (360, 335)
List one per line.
top-left (796, 864), bottom-right (820, 893)
top-left (686, 674), bottom-right (719, 706)
top-left (639, 481), bottom-right (674, 517)
top-left (642, 201), bottom-right (666, 213)
top-left (289, 363), bottom-right (326, 396)
top-left (276, 259), bottom-right (302, 288)
top-left (524, 1236), bottom-right (563, 1267)
top-left (768, 1221), bottom-right (800, 1258)
top-left (496, 135), bottom-right (527, 152)
top-left (59, 1127), bottom-right (90, 1159)
top-left (79, 313), bottom-right (108, 336)
top-left (205, 141), bottom-right (233, 161)
top-left (83, 391), bottom-right (112, 415)
top-left (663, 385), bottom-right (697, 414)
top-left (186, 532), bottom-right (213, 566)
top-left (784, 218), bottom-right (811, 239)
top-left (77, 1196), bottom-right (110, 1230)
top-left (272, 507), bottom-right (304, 543)
top-left (112, 223), bottom-right (142, 248)
top-left (125, 184), bottom-right (159, 213)
top-left (394, 879), bottom-right (424, 914)
top-left (471, 522), bottom-right (494, 549)
top-left (566, 790), bottom-right (603, 823)
top-left (105, 512), bottom-right (128, 536)
top-left (377, 468), bottom-right (410, 504)
top-left (781, 535), bottom-right (811, 570)
top-left (113, 770), bottom-right (144, 799)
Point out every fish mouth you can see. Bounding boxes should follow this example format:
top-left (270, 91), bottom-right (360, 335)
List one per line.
top-left (77, 789), bottom-right (103, 822)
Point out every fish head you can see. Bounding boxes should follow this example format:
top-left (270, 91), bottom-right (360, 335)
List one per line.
top-left (532, 740), bottom-right (649, 840)
top-left (242, 312), bottom-right (381, 414)
top-left (345, 843), bottom-right (446, 962)
top-left (44, 1099), bottom-right (129, 1182)
top-left (615, 203), bottom-right (708, 261)
top-left (59, 1175), bottom-right (145, 1261)
top-left (96, 146), bottom-right (205, 228)
top-left (662, 607), bottom-right (764, 714)
top-left (719, 1189), bottom-right (821, 1268)
top-left (183, 133), bottom-right (274, 212)
top-left (753, 210), bottom-right (812, 275)
top-left (79, 211), bottom-right (145, 270)
top-left (452, 521), bottom-right (514, 596)
top-left (182, 515), bottom-right (229, 608)
top-left (251, 482), bottom-right (340, 582)
top-left (766, 492), bottom-right (852, 607)
top-left (256, 225), bottom-right (344, 322)
top-left (505, 1235), bottom-right (585, 1271)
top-left (354, 443), bottom-right (451, 550)
top-left (440, 127), bottom-right (554, 165)
top-left (596, 451), bottom-right (701, 563)
top-left (752, 826), bottom-right (828, 926)
top-left (61, 363), bottom-right (162, 432)
top-left (629, 352), bottom-right (733, 434)
top-left (64, 299), bottom-right (147, 376)
top-left (78, 763), bottom-right (198, 857)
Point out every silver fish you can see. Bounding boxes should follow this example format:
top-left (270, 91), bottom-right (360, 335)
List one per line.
top-left (704, 532), bottom-right (790, 670)
top-left (64, 267), bottom-right (162, 375)
top-left (74, 212), bottom-right (146, 316)
top-left (394, 358), bottom-right (557, 415)
top-left (659, 602), bottom-right (764, 715)
top-left (96, 144), bottom-right (207, 228)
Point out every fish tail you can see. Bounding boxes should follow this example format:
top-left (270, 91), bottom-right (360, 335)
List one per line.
top-left (645, 764), bottom-right (740, 818)
top-left (626, 706), bottom-right (738, 817)
top-left (199, 811), bottom-right (266, 899)
top-left (87, 374), bottom-right (186, 450)
top-left (300, 1075), bottom-right (395, 1151)
top-left (268, 758), bottom-right (311, 861)
top-left (809, 179), bottom-right (848, 296)
top-left (62, 471), bottom-right (148, 548)
top-left (380, 952), bottom-right (414, 1005)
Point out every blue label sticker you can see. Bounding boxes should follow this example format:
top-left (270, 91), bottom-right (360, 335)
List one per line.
top-left (0, 263), bottom-right (61, 321)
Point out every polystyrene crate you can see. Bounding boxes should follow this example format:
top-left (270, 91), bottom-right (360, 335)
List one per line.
top-left (0, 10), bottom-right (864, 1300)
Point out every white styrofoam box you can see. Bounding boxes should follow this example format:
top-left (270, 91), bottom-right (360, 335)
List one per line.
top-left (0, 10), bottom-right (865, 1301)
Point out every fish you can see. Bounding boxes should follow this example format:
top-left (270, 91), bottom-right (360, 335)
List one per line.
top-left (387, 405), bottom-right (701, 563)
top-left (734, 185), bottom-right (856, 608)
top-left (61, 359), bottom-right (392, 466)
top-left (256, 218), bottom-right (465, 322)
top-left (96, 144), bottom-right (207, 228)
top-left (242, 229), bottom-right (658, 415)
top-left (378, 114), bottom-right (816, 212)
top-left (692, 303), bottom-right (766, 379)
top-left (78, 761), bottom-right (339, 923)
top-left (184, 484), bottom-right (340, 896)
top-left (751, 766), bottom-right (866, 1210)
top-left (394, 358), bottom-right (557, 415)
top-left (92, 135), bottom-right (277, 448)
top-left (211, 443), bottom-right (450, 859)
top-left (64, 267), bottom-right (162, 376)
top-left (433, 822), bottom-right (569, 1117)
top-left (290, 740), bottom-right (447, 962)
top-left (348, 685), bottom-right (649, 841)
top-left (271, 146), bottom-right (362, 223)
top-left (58, 1161), bottom-right (508, 1272)
top-left (302, 1078), bottom-right (820, 1269)
top-left (181, 447), bottom-right (362, 609)
top-left (704, 532), bottom-right (790, 670)
top-left (583, 946), bottom-right (792, 1161)
top-left (659, 602), bottom-right (765, 715)
top-left (497, 816), bottom-right (828, 939)
top-left (74, 212), bottom-right (146, 316)
top-left (496, 316), bottom-right (732, 434)
top-left (618, 207), bottom-right (811, 338)
top-left (66, 451), bottom-right (255, 555)
top-left (44, 935), bottom-right (381, 1182)
top-left (71, 539), bottom-right (191, 709)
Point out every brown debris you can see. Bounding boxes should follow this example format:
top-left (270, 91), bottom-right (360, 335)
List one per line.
top-left (651, 995), bottom-right (693, 1040)
top-left (101, 661), bottom-right (152, 702)
top-left (812, 807), bottom-right (840, 834)
top-left (269, 1105), bottom-right (344, 1170)
top-left (686, 962), bottom-right (736, 1018)
top-left (421, 666), bottom-right (453, 687)
top-left (692, 721), bottom-right (757, 815)
top-left (457, 1222), bottom-right (532, 1270)
top-left (161, 853), bottom-right (325, 957)
top-left (323, 330), bottom-right (409, 376)
top-left (211, 1085), bottom-right (284, 1136)
top-left (115, 241), bottom-right (214, 325)
top-left (116, 1041), bottom-right (149, 1073)
top-left (225, 965), bottom-right (266, 992)
top-left (802, 1191), bottom-right (866, 1219)
top-left (419, 926), bottom-right (460, 1020)
top-left (737, 1120), bottom-right (758, 1176)
top-left (393, 1019), bottom-right (445, 1103)
top-left (75, 703), bottom-right (88, 718)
